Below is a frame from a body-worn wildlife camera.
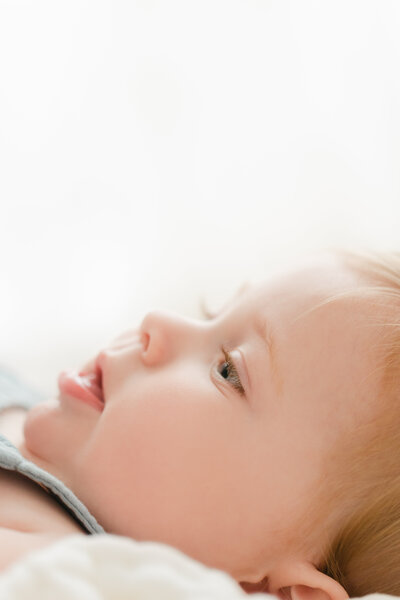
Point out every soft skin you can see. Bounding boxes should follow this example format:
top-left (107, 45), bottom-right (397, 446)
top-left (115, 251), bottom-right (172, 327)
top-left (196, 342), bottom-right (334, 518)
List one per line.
top-left (18, 253), bottom-right (383, 599)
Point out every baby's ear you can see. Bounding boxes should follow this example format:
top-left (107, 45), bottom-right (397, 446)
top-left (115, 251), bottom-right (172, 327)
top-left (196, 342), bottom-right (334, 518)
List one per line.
top-left (268, 562), bottom-right (349, 600)
top-left (288, 577), bottom-right (349, 600)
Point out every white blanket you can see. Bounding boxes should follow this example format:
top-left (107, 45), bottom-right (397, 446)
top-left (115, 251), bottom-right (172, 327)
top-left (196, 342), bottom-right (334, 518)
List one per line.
top-left (0, 534), bottom-right (392, 600)
top-left (0, 534), bottom-right (261, 599)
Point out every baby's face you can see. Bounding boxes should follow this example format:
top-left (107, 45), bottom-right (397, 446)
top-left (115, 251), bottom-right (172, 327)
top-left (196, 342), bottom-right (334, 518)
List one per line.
top-left (20, 254), bottom-right (383, 583)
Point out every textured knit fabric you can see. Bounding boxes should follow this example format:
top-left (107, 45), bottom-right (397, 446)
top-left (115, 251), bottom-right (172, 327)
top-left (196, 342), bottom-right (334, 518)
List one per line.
top-left (0, 364), bottom-right (104, 534)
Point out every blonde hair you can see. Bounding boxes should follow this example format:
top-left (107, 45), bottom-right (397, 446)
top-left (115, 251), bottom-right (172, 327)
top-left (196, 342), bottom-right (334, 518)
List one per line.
top-left (201, 248), bottom-right (400, 597)
top-left (294, 248), bottom-right (400, 598)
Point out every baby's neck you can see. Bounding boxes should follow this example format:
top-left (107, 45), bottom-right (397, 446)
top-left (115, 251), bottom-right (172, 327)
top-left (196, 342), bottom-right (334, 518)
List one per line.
top-left (0, 407), bottom-right (87, 537)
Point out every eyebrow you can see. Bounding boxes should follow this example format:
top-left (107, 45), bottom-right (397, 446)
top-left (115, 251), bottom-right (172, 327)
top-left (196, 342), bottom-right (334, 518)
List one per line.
top-left (253, 312), bottom-right (282, 397)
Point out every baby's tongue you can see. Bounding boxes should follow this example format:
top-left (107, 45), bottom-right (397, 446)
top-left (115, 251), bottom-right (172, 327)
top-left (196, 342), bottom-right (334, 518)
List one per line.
top-left (79, 372), bottom-right (104, 402)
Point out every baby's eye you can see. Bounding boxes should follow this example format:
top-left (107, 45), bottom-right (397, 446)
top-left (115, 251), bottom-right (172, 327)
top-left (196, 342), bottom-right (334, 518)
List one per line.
top-left (218, 346), bottom-right (245, 396)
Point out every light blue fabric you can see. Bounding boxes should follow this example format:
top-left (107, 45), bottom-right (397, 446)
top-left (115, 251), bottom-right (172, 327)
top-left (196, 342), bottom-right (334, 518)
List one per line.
top-left (0, 365), bottom-right (45, 412)
top-left (0, 365), bottom-right (105, 535)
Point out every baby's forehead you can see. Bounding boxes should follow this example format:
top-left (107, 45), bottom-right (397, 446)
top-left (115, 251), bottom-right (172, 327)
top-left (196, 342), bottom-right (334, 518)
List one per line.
top-left (249, 257), bottom-right (353, 302)
top-left (240, 258), bottom-right (379, 336)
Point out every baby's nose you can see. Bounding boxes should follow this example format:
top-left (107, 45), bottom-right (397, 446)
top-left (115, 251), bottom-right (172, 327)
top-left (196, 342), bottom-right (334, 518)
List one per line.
top-left (139, 310), bottom-right (173, 366)
top-left (139, 309), bottom-right (199, 366)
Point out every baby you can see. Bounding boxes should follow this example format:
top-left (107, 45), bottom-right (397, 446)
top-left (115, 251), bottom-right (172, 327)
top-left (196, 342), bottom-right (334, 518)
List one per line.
top-left (1, 248), bottom-right (399, 598)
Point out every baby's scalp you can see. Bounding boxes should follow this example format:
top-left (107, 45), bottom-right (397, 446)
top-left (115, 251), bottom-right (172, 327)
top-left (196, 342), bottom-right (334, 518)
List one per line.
top-left (291, 249), bottom-right (400, 598)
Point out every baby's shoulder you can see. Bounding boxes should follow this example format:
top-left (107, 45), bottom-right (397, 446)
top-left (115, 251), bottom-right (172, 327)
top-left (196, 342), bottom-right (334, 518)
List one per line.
top-left (0, 410), bottom-right (87, 537)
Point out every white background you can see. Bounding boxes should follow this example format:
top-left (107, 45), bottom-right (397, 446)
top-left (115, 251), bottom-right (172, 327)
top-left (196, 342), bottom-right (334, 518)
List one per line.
top-left (0, 0), bottom-right (399, 397)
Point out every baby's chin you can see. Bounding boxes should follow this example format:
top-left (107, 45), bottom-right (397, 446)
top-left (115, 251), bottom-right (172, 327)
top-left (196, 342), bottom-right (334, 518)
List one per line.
top-left (23, 397), bottom-right (61, 436)
top-left (19, 398), bottom-right (60, 457)
top-left (29, 397), bottom-right (60, 415)
top-left (20, 395), bottom-right (100, 484)
top-left (19, 398), bottom-right (75, 476)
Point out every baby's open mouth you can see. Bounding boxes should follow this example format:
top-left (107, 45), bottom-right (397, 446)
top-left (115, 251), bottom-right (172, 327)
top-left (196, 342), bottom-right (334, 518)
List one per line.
top-left (80, 372), bottom-right (104, 404)
top-left (78, 362), bottom-right (104, 406)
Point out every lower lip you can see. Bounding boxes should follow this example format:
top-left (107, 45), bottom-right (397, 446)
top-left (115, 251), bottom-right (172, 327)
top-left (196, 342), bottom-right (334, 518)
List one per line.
top-left (58, 371), bottom-right (104, 412)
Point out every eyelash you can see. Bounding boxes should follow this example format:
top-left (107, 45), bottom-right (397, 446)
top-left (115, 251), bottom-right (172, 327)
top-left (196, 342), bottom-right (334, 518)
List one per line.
top-left (218, 346), bottom-right (245, 397)
top-left (200, 307), bottom-right (245, 397)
